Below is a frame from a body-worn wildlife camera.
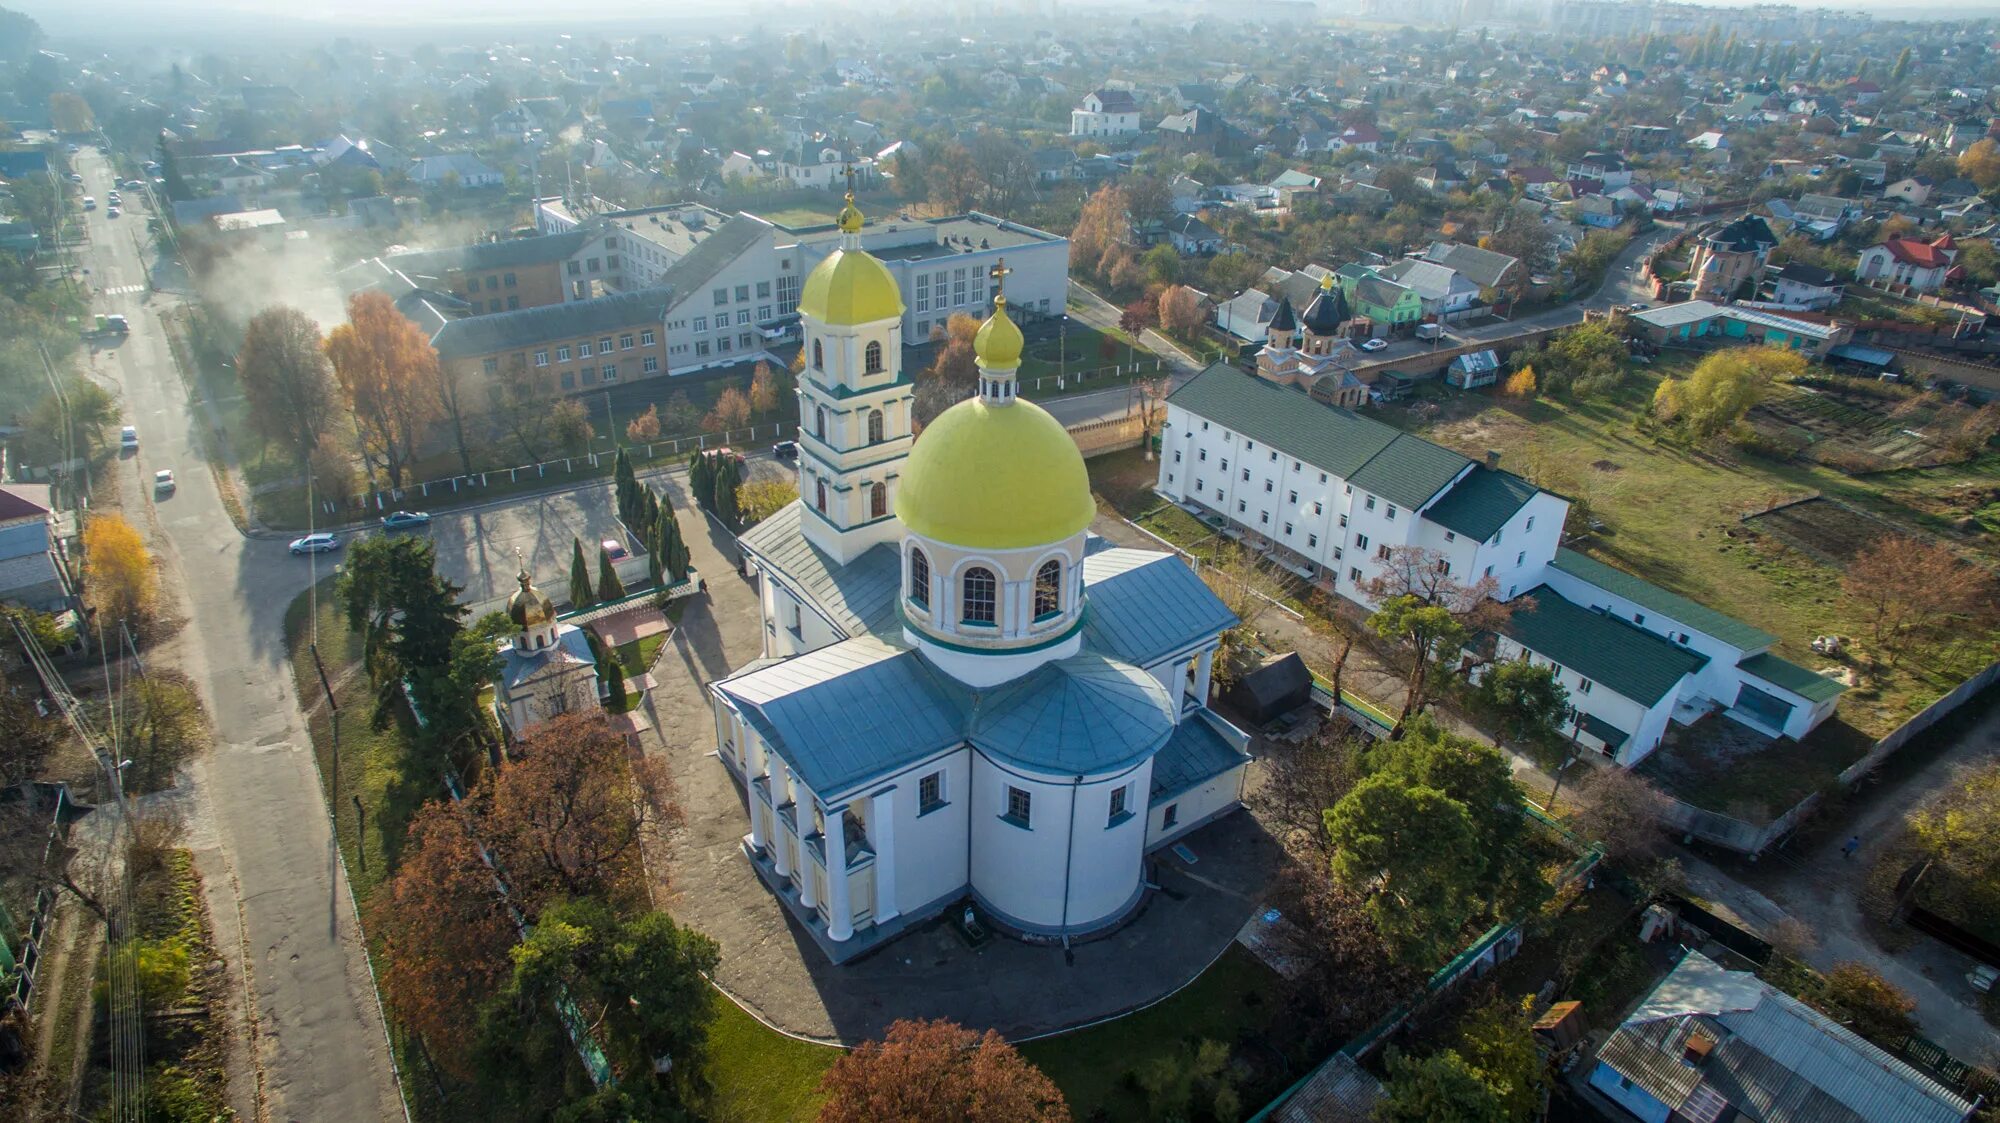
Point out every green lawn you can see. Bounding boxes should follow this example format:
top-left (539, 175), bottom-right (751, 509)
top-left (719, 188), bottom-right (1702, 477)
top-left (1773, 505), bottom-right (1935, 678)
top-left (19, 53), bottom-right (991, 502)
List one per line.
top-left (614, 632), bottom-right (667, 678)
top-left (1406, 359), bottom-right (1991, 738)
top-left (1017, 325), bottom-right (1154, 387)
top-left (704, 993), bottom-right (836, 1123)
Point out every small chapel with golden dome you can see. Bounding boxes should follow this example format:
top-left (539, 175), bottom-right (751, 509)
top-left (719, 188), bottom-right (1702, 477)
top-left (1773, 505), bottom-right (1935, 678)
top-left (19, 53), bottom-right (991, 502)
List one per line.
top-left (709, 191), bottom-right (1252, 963)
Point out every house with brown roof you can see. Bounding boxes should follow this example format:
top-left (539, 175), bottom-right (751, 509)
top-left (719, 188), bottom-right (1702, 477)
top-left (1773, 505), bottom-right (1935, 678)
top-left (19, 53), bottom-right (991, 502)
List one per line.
top-left (1857, 234), bottom-right (1960, 293)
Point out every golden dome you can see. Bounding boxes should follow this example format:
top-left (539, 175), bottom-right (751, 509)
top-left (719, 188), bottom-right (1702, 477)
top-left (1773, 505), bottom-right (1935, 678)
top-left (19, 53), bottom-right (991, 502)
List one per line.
top-left (895, 397), bottom-right (1094, 550)
top-left (973, 297), bottom-right (1024, 369)
top-left (835, 189), bottom-right (864, 234)
top-left (508, 569), bottom-right (555, 629)
top-left (797, 245), bottom-right (905, 326)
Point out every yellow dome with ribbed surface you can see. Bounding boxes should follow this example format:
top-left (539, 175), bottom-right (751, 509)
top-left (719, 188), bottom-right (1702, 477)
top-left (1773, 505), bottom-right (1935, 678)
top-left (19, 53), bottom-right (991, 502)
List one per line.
top-left (972, 297), bottom-right (1024, 368)
top-left (896, 398), bottom-right (1093, 550)
top-left (797, 247), bottom-right (905, 326)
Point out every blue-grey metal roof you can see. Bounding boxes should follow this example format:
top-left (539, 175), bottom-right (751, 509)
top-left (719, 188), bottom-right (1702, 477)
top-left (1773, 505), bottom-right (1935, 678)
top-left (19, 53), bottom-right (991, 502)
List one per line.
top-left (967, 653), bottom-right (1178, 778)
top-left (1596, 951), bottom-right (1974, 1123)
top-left (1081, 550), bottom-right (1238, 666)
top-left (715, 638), bottom-right (968, 796)
top-left (1149, 711), bottom-right (1250, 804)
top-left (737, 501), bottom-right (902, 638)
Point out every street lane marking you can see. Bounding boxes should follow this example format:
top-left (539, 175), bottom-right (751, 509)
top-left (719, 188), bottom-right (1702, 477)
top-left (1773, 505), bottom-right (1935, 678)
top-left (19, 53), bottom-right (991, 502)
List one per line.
top-left (104, 284), bottom-right (145, 295)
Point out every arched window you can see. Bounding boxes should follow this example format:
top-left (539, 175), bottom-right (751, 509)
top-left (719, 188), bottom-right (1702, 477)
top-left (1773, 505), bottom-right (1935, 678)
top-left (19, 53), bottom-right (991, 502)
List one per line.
top-left (867, 409), bottom-right (884, 444)
top-left (812, 338), bottom-right (823, 370)
top-left (869, 481), bottom-right (887, 519)
top-left (1034, 560), bottom-right (1062, 619)
top-left (909, 548), bottom-right (930, 609)
top-left (815, 405), bottom-right (827, 441)
top-left (864, 341), bottom-right (884, 374)
top-left (961, 567), bottom-right (996, 625)
top-left (815, 478), bottom-right (828, 513)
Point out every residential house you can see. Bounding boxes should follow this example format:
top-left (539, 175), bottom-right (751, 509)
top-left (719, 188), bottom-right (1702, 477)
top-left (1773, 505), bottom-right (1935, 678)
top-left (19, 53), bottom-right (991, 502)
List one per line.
top-left (1337, 266), bottom-right (1425, 331)
top-left (408, 153), bottom-right (503, 188)
top-left (1166, 213), bottom-right (1225, 256)
top-left (1567, 194), bottom-right (1622, 229)
top-left (1071, 88), bottom-right (1142, 138)
top-left (1327, 123), bottom-right (1382, 153)
top-left (1155, 108), bottom-right (1240, 156)
top-left (1565, 152), bottom-right (1633, 189)
top-left (0, 485), bottom-right (76, 614)
top-left (1422, 242), bottom-right (1522, 292)
top-left (1687, 214), bottom-right (1778, 302)
top-left (1215, 287), bottom-right (1278, 342)
top-left (1591, 951), bottom-right (1975, 1123)
top-left (1380, 258), bottom-right (1479, 318)
top-left (1856, 235), bottom-right (1959, 293)
top-left (1768, 262), bottom-right (1845, 310)
top-left (1883, 175), bottom-right (1935, 206)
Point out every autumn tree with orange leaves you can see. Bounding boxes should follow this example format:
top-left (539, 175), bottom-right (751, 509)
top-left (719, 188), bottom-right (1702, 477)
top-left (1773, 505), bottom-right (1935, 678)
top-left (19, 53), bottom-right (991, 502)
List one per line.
top-left (476, 711), bottom-right (677, 918)
top-left (324, 291), bottom-right (444, 488)
top-left (83, 513), bottom-right (156, 625)
top-left (817, 1018), bottom-right (1070, 1123)
top-left (370, 801), bottom-right (515, 1077)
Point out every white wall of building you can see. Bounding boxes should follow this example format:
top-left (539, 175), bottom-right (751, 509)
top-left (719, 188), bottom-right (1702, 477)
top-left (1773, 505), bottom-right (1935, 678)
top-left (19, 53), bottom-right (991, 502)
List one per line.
top-left (1147, 767), bottom-right (1243, 849)
top-left (1488, 639), bottom-right (1679, 765)
top-left (967, 752), bottom-right (1150, 934)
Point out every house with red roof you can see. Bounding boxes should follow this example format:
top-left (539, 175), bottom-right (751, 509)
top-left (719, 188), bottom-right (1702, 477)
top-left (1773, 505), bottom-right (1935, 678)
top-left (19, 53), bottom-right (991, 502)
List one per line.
top-left (0, 484), bottom-right (77, 615)
top-left (1856, 234), bottom-right (1961, 293)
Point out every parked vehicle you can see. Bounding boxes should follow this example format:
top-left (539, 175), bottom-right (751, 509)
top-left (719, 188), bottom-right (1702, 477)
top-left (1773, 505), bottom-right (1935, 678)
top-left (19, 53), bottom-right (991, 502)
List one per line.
top-left (153, 469), bottom-right (175, 493)
top-left (601, 539), bottom-right (629, 561)
top-left (772, 440), bottom-right (799, 460)
top-left (1359, 337), bottom-right (1389, 352)
top-left (82, 196), bottom-right (95, 210)
top-left (381, 510), bottom-right (432, 530)
top-left (103, 314), bottom-right (129, 334)
top-left (289, 533), bottom-right (340, 555)
top-left (107, 207), bottom-right (120, 219)
top-left (120, 426), bottom-right (138, 449)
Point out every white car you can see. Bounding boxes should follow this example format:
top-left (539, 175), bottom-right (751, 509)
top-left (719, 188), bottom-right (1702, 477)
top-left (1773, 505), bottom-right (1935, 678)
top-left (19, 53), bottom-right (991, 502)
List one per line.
top-left (153, 469), bottom-right (175, 493)
top-left (120, 426), bottom-right (138, 449)
top-left (1359, 337), bottom-right (1390, 352)
top-left (289, 533), bottom-right (340, 555)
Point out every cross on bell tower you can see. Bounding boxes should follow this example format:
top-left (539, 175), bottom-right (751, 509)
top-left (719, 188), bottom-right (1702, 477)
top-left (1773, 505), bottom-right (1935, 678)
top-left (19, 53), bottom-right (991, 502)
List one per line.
top-left (989, 256), bottom-right (1011, 304)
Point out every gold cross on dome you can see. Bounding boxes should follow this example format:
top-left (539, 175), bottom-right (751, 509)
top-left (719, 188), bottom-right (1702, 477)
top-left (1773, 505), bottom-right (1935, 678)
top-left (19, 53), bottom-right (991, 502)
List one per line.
top-left (990, 257), bottom-right (1010, 299)
top-left (843, 163), bottom-right (856, 198)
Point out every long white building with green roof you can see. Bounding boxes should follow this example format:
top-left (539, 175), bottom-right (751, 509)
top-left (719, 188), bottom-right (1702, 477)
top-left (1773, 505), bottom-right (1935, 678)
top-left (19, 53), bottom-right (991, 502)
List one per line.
top-left (705, 196), bottom-right (1251, 964)
top-left (1159, 362), bottom-right (1844, 766)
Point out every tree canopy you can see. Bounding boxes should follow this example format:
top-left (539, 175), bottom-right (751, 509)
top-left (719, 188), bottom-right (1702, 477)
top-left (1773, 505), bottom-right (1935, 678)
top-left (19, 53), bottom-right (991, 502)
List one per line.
top-left (816, 1018), bottom-right (1069, 1123)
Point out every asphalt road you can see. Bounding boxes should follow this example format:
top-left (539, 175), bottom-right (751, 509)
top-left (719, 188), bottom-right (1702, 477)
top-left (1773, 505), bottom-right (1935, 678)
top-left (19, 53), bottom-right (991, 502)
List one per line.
top-left (72, 146), bottom-right (404, 1123)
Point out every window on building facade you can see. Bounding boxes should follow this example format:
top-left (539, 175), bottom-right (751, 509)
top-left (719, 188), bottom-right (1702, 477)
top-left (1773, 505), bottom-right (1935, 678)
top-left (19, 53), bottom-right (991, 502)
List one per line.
top-left (919, 771), bottom-right (943, 811)
top-left (757, 305), bottom-right (771, 321)
top-left (1108, 786), bottom-right (1127, 825)
top-left (1034, 560), bottom-right (1061, 618)
top-left (1005, 786), bottom-right (1032, 826)
top-left (482, 358), bottom-right (498, 374)
top-left (962, 567), bottom-right (997, 624)
top-left (867, 410), bottom-right (884, 443)
top-left (642, 356), bottom-right (659, 373)
top-left (869, 482), bottom-right (887, 519)
top-left (1365, 496), bottom-right (1376, 511)
top-left (757, 280), bottom-right (771, 298)
top-left (1349, 567), bottom-right (1362, 583)
top-left (815, 406), bottom-right (828, 441)
top-left (556, 345), bottom-right (572, 362)
top-left (641, 330), bottom-right (655, 346)
top-left (568, 261), bottom-right (581, 276)
top-left (812, 339), bottom-right (823, 370)
top-left (695, 341), bottom-right (710, 357)
top-left (1516, 551), bottom-right (1526, 567)
top-left (602, 364), bottom-right (617, 381)
top-left (1377, 544), bottom-right (1390, 560)
top-left (735, 284), bottom-right (750, 302)
top-left (1355, 533), bottom-right (1369, 550)
top-left (694, 315), bottom-right (708, 332)
top-left (606, 255), bottom-right (619, 270)
top-left (485, 276), bottom-right (499, 290)
top-left (815, 479), bottom-right (828, 513)
top-left (864, 341), bottom-right (884, 374)
top-left (560, 371), bottom-right (576, 389)
top-left (534, 351), bottom-right (549, 367)
top-left (736, 310), bottom-right (750, 326)
top-left (1308, 534), bottom-right (1319, 547)
top-left (506, 295), bottom-right (520, 309)
top-left (713, 288), bottom-right (728, 306)
top-left (578, 341), bottom-right (592, 358)
top-left (588, 258), bottom-right (601, 273)
top-left (620, 334), bottom-right (633, 350)
top-left (718, 337), bottom-right (732, 353)
top-left (909, 549), bottom-right (930, 608)
top-left (599, 337), bottom-right (613, 353)
top-left (1162, 803), bottom-right (1178, 829)
top-left (487, 299), bottom-right (500, 313)
top-left (1386, 505), bottom-right (1397, 520)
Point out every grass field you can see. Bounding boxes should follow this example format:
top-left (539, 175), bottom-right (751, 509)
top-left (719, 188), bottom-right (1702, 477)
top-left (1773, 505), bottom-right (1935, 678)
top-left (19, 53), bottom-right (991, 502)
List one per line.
top-left (705, 995), bottom-right (836, 1123)
top-left (1398, 358), bottom-right (1993, 739)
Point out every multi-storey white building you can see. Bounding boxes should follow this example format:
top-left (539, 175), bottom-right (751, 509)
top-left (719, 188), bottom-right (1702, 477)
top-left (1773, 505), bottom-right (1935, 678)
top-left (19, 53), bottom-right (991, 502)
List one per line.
top-left (1070, 88), bottom-right (1142, 138)
top-left (1159, 363), bottom-right (1844, 765)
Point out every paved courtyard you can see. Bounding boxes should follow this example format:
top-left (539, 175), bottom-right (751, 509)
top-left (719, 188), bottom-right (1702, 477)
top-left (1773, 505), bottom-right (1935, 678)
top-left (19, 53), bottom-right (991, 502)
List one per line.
top-left (639, 479), bottom-right (1283, 1043)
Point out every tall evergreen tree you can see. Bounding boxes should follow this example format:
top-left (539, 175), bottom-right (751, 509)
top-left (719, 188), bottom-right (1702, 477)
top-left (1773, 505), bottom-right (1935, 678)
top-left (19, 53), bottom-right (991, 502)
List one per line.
top-left (569, 538), bottom-right (595, 609)
top-left (1891, 47), bottom-right (1913, 83)
top-left (598, 546), bottom-right (626, 601)
top-left (1806, 47), bottom-right (1823, 80)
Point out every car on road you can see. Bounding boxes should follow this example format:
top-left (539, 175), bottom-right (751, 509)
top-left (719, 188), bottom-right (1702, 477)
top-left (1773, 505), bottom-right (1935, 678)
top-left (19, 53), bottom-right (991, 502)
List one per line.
top-left (289, 533), bottom-right (340, 555)
top-left (1359, 337), bottom-right (1389, 352)
top-left (82, 196), bottom-right (95, 210)
top-left (68, 173), bottom-right (83, 184)
top-left (1627, 303), bottom-right (1649, 312)
top-left (107, 207), bottom-right (120, 219)
top-left (772, 440), bottom-right (799, 459)
top-left (102, 314), bottom-right (129, 334)
top-left (601, 539), bottom-right (629, 561)
top-left (120, 426), bottom-right (138, 450)
top-left (154, 469), bottom-right (175, 493)
top-left (380, 510), bottom-right (432, 530)
top-left (123, 180), bottom-right (144, 190)
top-left (66, 144), bottom-right (78, 154)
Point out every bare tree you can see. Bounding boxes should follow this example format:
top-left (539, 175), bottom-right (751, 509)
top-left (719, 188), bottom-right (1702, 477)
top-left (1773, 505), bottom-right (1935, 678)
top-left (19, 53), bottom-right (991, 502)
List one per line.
top-left (1842, 535), bottom-right (1997, 667)
top-left (1252, 721), bottom-right (1366, 858)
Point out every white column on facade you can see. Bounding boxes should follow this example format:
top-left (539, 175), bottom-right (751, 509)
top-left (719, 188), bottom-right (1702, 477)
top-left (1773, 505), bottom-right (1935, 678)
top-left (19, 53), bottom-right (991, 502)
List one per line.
top-left (871, 788), bottom-right (899, 924)
top-left (824, 808), bottom-right (853, 942)
top-left (770, 761), bottom-right (793, 879)
top-left (747, 743), bottom-right (770, 854)
top-left (797, 807), bottom-right (820, 910)
top-left (1194, 648), bottom-right (1216, 707)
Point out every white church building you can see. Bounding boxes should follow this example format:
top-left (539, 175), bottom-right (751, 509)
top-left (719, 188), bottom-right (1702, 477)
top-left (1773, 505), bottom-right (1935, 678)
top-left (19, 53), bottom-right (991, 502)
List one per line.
top-left (708, 193), bottom-right (1251, 963)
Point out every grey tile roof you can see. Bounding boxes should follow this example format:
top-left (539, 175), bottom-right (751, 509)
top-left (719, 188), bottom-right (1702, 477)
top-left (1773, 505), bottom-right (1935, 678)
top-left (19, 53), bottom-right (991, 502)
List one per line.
top-left (1551, 548), bottom-right (1777, 650)
top-left (1501, 584), bottom-right (1708, 707)
top-left (717, 638), bottom-right (969, 795)
top-left (1423, 467), bottom-right (1541, 542)
top-left (1149, 712), bottom-right (1250, 803)
top-left (658, 213), bottom-right (776, 315)
top-left (1739, 652), bottom-right (1845, 703)
top-left (1081, 550), bottom-right (1239, 666)
top-left (431, 288), bottom-right (673, 358)
top-left (967, 653), bottom-right (1178, 777)
top-left (1168, 364), bottom-right (1471, 508)
top-left (1596, 951), bottom-right (1975, 1123)
top-left (737, 501), bottom-right (902, 638)
top-left (1423, 241), bottom-right (1519, 289)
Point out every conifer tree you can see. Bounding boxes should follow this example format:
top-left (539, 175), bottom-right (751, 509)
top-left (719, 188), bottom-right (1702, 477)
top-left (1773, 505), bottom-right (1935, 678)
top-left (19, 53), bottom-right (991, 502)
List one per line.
top-left (569, 538), bottom-right (595, 609)
top-left (598, 546), bottom-right (626, 602)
